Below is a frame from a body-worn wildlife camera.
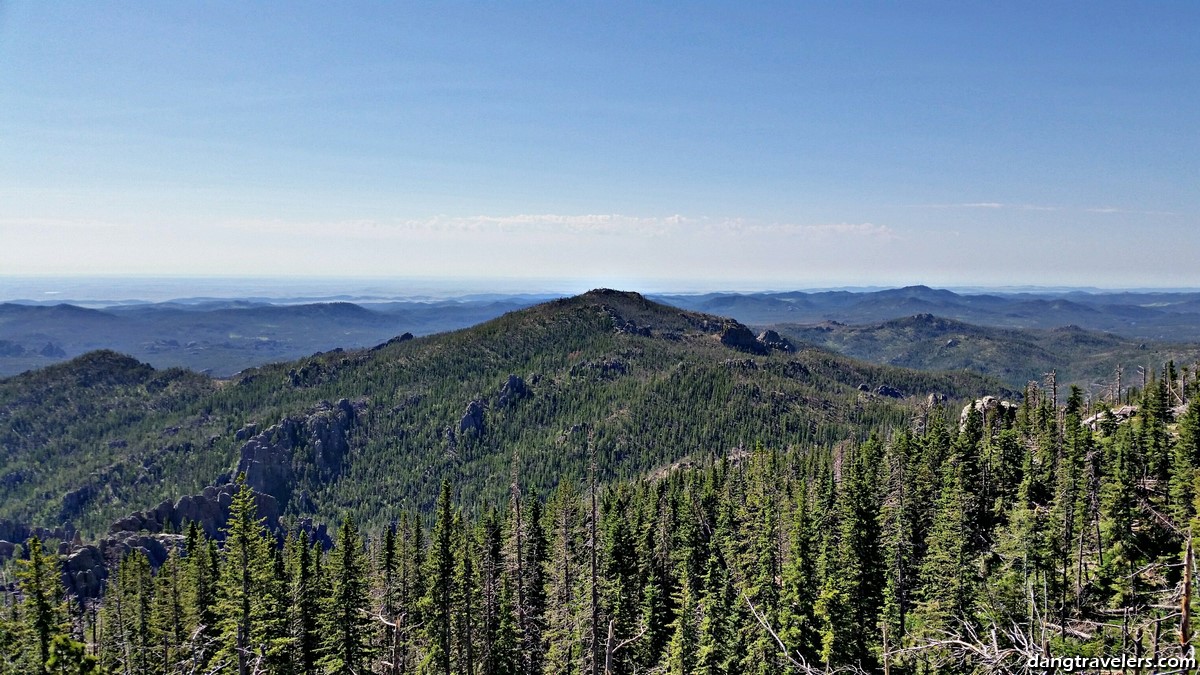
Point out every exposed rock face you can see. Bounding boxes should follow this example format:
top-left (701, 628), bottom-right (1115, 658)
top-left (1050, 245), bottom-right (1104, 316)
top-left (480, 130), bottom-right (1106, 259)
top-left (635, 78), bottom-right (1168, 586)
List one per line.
top-left (63, 476), bottom-right (334, 599)
top-left (960, 396), bottom-right (1017, 429)
top-left (719, 322), bottom-right (767, 355)
top-left (235, 398), bottom-right (364, 507)
top-left (106, 484), bottom-right (280, 541)
top-left (53, 399), bottom-right (365, 599)
top-left (460, 399), bottom-right (487, 435)
top-left (0, 520), bottom-right (69, 554)
top-left (497, 374), bottom-right (530, 407)
top-left (59, 485), bottom-right (97, 521)
top-left (756, 330), bottom-right (795, 353)
top-left (857, 383), bottom-right (905, 398)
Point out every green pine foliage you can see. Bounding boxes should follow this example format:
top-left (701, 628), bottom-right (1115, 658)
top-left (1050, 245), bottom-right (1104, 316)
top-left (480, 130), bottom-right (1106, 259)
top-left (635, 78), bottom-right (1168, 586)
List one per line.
top-left (320, 517), bottom-right (374, 675)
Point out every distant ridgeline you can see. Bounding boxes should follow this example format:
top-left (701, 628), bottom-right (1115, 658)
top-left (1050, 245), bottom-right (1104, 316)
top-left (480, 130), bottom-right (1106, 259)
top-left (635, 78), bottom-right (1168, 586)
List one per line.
top-left (2, 290), bottom-right (1197, 671)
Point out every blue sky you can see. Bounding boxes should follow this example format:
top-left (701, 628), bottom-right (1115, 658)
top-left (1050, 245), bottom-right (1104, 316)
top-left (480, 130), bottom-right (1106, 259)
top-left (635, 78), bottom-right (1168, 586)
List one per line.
top-left (0, 2), bottom-right (1196, 290)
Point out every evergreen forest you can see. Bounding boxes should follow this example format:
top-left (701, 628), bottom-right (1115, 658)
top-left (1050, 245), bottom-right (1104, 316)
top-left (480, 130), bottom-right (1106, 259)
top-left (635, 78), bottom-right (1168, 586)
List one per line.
top-left (1, 291), bottom-right (1198, 673)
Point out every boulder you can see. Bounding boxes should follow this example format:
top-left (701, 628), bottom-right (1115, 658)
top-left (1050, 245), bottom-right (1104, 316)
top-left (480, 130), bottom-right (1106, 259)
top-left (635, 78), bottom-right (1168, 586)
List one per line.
top-left (874, 385), bottom-right (905, 399)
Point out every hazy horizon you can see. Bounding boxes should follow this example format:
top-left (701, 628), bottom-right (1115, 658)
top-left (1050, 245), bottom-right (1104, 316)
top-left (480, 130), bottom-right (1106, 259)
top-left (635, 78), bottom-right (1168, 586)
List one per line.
top-left (2, 274), bottom-right (1200, 307)
top-left (2, 3), bottom-right (1195, 286)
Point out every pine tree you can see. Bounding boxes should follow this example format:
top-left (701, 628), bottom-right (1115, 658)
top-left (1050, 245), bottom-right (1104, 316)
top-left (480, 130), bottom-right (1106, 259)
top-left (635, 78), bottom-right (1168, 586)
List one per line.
top-left (151, 548), bottom-right (186, 674)
top-left (778, 480), bottom-right (819, 670)
top-left (320, 517), bottom-right (375, 675)
top-left (912, 451), bottom-right (978, 672)
top-left (491, 580), bottom-right (520, 675)
top-left (695, 555), bottom-right (733, 675)
top-left (181, 522), bottom-right (220, 669)
top-left (378, 525), bottom-right (400, 675)
top-left (816, 441), bottom-right (883, 671)
top-left (541, 483), bottom-right (582, 675)
top-left (99, 551), bottom-right (153, 675)
top-left (216, 480), bottom-right (284, 675)
top-left (523, 498), bottom-right (548, 675)
top-left (44, 633), bottom-right (100, 675)
top-left (286, 530), bottom-right (321, 675)
top-left (599, 488), bottom-right (640, 675)
top-left (664, 569), bottom-right (698, 675)
top-left (422, 478), bottom-right (456, 675)
top-left (16, 536), bottom-right (69, 674)
top-left (451, 511), bottom-right (477, 675)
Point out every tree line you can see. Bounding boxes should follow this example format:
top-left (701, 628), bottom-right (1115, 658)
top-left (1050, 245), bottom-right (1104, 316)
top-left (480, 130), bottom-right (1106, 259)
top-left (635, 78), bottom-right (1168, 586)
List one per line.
top-left (3, 363), bottom-right (1200, 674)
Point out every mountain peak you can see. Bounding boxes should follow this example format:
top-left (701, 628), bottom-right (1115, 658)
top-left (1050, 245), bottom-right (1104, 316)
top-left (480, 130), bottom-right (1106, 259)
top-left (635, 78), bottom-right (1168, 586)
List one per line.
top-left (581, 288), bottom-right (648, 301)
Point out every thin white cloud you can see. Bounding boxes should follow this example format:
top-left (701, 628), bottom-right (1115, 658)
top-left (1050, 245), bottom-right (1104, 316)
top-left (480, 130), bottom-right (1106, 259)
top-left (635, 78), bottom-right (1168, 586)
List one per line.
top-left (719, 221), bottom-right (897, 240)
top-left (0, 217), bottom-right (124, 230)
top-left (210, 214), bottom-right (897, 240)
top-left (909, 202), bottom-right (1059, 211)
top-left (909, 202), bottom-right (1178, 216)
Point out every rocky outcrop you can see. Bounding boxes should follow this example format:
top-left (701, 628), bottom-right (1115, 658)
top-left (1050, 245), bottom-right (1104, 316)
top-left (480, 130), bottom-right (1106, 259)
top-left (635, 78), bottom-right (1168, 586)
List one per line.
top-left (719, 322), bottom-right (768, 355)
top-left (497, 374), bottom-right (530, 407)
top-left (1083, 404), bottom-right (1139, 430)
top-left (235, 398), bottom-right (364, 506)
top-left (106, 484), bottom-right (280, 541)
top-left (460, 400), bottom-right (487, 435)
top-left (874, 385), bottom-right (905, 399)
top-left (571, 359), bottom-right (628, 379)
top-left (756, 330), bottom-right (795, 353)
top-left (960, 396), bottom-right (1017, 429)
top-left (613, 318), bottom-right (652, 337)
top-left (0, 520), bottom-right (70, 556)
top-left (371, 332), bottom-right (414, 351)
top-left (62, 475), bottom-right (335, 599)
top-left (857, 383), bottom-right (905, 398)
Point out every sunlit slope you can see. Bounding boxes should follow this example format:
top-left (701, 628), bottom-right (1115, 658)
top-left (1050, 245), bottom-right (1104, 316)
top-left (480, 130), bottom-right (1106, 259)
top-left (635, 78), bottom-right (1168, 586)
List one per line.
top-left (0, 290), bottom-right (1009, 534)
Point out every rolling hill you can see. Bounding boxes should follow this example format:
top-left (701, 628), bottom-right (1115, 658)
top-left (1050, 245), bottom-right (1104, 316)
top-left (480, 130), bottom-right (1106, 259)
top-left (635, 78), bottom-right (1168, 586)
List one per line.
top-left (772, 313), bottom-right (1200, 392)
top-left (0, 290), bottom-right (1008, 536)
top-left (0, 297), bottom-right (541, 377)
top-left (656, 285), bottom-right (1200, 340)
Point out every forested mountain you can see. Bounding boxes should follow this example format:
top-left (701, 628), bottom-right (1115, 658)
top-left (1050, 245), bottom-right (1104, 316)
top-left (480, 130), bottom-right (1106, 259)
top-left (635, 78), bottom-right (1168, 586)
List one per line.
top-left (0, 290), bottom-right (1003, 538)
top-left (9, 290), bottom-right (1200, 674)
top-left (773, 314), bottom-right (1200, 391)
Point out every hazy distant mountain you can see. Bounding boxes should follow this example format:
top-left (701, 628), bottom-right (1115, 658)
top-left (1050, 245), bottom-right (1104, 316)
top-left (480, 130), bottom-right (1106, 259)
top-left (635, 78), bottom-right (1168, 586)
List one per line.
top-left (0, 298), bottom-right (543, 377)
top-left (6, 284), bottom-right (1200, 379)
top-left (655, 285), bottom-right (1200, 340)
